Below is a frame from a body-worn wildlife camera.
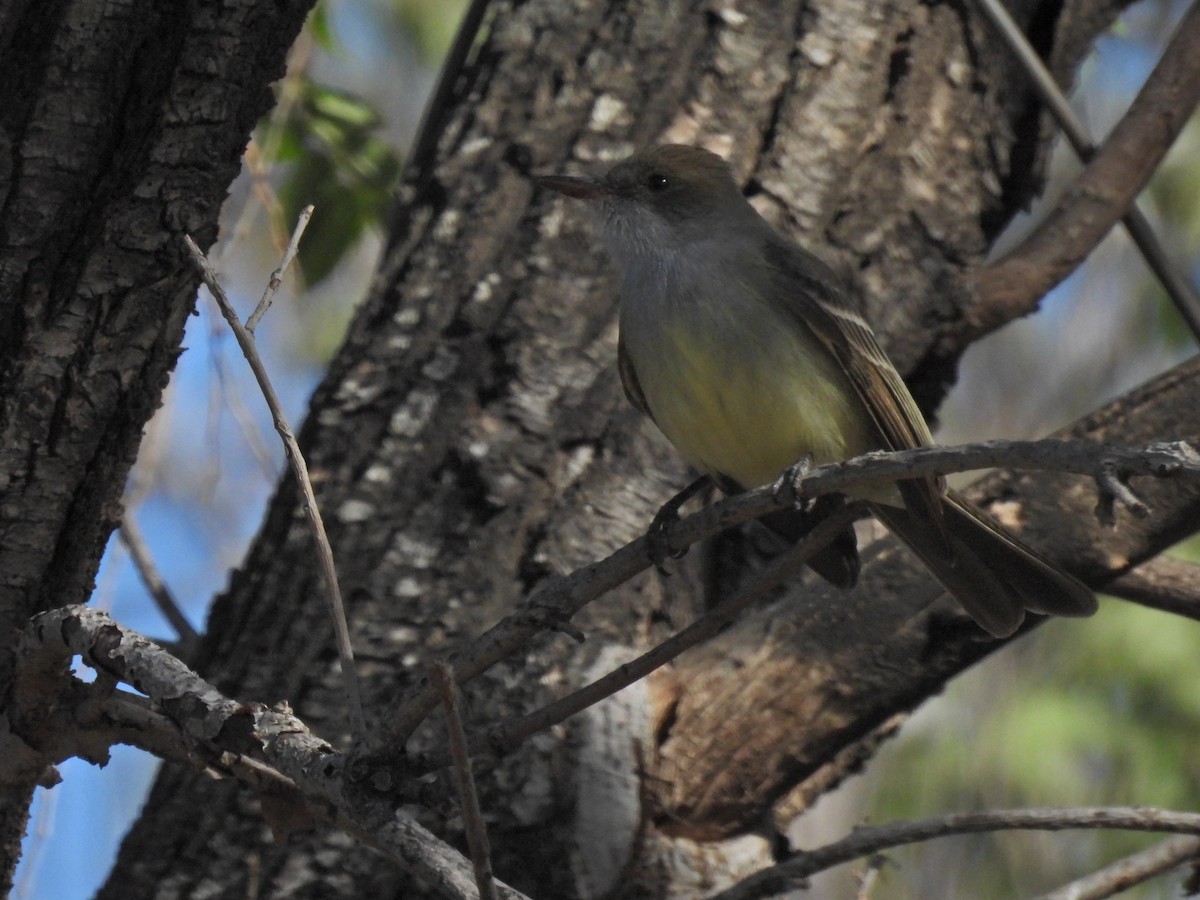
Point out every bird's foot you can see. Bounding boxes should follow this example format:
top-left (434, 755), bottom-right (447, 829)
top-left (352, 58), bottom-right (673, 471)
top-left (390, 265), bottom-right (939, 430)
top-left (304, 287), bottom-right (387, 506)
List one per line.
top-left (771, 454), bottom-right (815, 512)
top-left (644, 476), bottom-right (710, 575)
top-left (646, 506), bottom-right (687, 575)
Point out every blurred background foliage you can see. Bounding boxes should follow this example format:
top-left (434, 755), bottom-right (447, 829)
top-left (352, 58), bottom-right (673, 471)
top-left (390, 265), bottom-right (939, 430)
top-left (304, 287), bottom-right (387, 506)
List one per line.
top-left (14, 0), bottom-right (1200, 897)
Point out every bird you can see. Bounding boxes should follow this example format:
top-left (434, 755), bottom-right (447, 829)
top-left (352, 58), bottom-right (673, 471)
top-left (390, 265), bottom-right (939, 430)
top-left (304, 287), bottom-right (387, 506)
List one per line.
top-left (537, 144), bottom-right (1097, 637)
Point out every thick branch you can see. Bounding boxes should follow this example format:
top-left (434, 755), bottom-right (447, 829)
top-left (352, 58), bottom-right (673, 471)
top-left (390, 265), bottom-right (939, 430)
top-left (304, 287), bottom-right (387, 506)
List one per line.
top-left (967, 2), bottom-right (1200, 342)
top-left (1106, 555), bottom-right (1200, 620)
top-left (972, 0), bottom-right (1200, 339)
top-left (14, 606), bottom-right (528, 900)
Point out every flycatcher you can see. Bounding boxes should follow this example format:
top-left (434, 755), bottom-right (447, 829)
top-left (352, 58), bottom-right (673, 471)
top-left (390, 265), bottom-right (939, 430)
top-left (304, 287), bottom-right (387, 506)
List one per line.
top-left (538, 144), bottom-right (1096, 637)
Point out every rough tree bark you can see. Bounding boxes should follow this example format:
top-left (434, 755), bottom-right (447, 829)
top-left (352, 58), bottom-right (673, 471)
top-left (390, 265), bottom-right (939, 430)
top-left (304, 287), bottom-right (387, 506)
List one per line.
top-left (5, 0), bottom-right (1197, 898)
top-left (0, 0), bottom-right (314, 891)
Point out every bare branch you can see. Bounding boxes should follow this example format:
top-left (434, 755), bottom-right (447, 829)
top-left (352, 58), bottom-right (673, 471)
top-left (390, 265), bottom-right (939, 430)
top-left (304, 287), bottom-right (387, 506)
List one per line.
top-left (711, 808), bottom-right (1200, 900)
top-left (1107, 555), bottom-right (1200, 622)
top-left (118, 517), bottom-right (200, 658)
top-left (431, 661), bottom-right (498, 900)
top-left (418, 504), bottom-right (866, 772)
top-left (247, 203), bottom-right (313, 334)
top-left (854, 855), bottom-right (887, 900)
top-left (771, 713), bottom-right (909, 833)
top-left (969, 2), bottom-right (1200, 343)
top-left (972, 0), bottom-right (1200, 340)
top-left (15, 606), bottom-right (530, 900)
top-left (182, 232), bottom-right (365, 740)
top-left (207, 318), bottom-right (280, 478)
top-left (376, 438), bottom-right (1200, 749)
top-left (781, 440), bottom-right (1198, 516)
top-left (1038, 835), bottom-right (1200, 900)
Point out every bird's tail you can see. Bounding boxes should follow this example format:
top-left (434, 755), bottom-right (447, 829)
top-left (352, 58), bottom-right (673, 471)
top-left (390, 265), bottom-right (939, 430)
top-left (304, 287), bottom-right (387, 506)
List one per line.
top-left (872, 490), bottom-right (1097, 637)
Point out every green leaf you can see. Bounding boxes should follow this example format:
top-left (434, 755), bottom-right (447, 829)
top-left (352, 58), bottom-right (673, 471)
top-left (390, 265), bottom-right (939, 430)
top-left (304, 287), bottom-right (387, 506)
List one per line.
top-left (259, 80), bottom-right (404, 286)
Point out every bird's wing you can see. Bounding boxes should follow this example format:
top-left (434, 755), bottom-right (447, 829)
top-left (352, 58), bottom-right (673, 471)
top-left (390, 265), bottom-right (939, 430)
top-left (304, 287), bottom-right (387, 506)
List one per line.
top-left (617, 329), bottom-right (654, 421)
top-left (765, 240), bottom-right (949, 545)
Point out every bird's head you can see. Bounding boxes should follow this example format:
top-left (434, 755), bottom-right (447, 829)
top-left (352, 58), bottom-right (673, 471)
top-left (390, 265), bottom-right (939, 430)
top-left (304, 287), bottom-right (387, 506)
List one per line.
top-left (538, 145), bottom-right (758, 263)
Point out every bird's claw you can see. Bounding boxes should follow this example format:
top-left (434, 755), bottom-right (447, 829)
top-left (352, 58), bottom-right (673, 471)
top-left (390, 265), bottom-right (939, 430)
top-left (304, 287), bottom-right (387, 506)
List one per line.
top-left (642, 476), bottom-right (710, 575)
top-left (772, 455), bottom-right (815, 512)
top-left (646, 505), bottom-right (688, 575)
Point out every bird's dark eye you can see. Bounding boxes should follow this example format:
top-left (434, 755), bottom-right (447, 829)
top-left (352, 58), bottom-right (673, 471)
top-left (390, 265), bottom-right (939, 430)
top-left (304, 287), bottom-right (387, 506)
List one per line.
top-left (646, 173), bottom-right (669, 192)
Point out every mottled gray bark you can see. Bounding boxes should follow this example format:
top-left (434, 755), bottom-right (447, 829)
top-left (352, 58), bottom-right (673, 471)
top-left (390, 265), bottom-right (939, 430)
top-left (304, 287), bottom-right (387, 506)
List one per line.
top-left (0, 0), bottom-right (316, 890)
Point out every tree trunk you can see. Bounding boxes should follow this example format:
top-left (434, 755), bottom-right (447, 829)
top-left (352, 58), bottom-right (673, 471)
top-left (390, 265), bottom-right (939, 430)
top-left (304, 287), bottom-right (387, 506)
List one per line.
top-left (0, 0), bottom-right (314, 890)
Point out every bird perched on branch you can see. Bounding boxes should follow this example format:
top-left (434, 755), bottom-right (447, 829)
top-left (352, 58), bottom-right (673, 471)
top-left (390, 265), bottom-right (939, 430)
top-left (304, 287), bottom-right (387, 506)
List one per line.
top-left (538, 144), bottom-right (1096, 637)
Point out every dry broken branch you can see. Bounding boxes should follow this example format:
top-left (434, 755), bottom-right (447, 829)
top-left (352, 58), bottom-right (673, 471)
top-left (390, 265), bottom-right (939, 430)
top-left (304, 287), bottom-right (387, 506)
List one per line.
top-left (15, 606), bottom-right (528, 900)
top-left (183, 229), bottom-right (365, 739)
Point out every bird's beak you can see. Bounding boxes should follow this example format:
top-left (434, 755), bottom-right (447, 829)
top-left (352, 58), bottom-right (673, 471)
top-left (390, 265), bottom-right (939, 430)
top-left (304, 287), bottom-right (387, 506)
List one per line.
top-left (535, 175), bottom-right (608, 201)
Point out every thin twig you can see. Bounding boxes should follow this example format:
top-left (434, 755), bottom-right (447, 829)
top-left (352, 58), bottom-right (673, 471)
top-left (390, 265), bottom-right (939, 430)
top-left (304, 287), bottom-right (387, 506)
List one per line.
top-left (709, 807), bottom-right (1200, 900)
top-left (780, 440), bottom-right (1197, 515)
top-left (971, 1), bottom-right (1200, 342)
top-left (772, 713), bottom-right (909, 829)
top-left (854, 855), bottom-right (888, 900)
top-left (431, 661), bottom-right (499, 900)
top-left (182, 231), bottom-right (366, 740)
top-left (419, 504), bottom-right (866, 771)
top-left (247, 204), bottom-right (313, 334)
top-left (376, 438), bottom-right (1200, 750)
top-left (972, 0), bottom-right (1200, 340)
top-left (118, 517), bottom-right (200, 658)
top-left (1094, 461), bottom-right (1152, 525)
top-left (1038, 834), bottom-right (1200, 900)
top-left (207, 331), bottom-right (279, 478)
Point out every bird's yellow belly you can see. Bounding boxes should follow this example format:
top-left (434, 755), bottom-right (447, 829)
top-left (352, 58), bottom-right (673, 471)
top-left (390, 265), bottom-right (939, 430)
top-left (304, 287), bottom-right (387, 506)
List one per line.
top-left (634, 322), bottom-right (875, 491)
